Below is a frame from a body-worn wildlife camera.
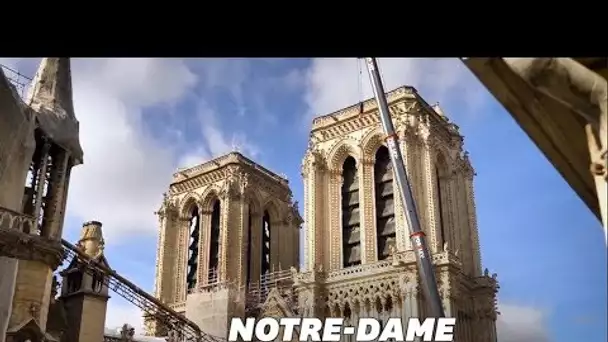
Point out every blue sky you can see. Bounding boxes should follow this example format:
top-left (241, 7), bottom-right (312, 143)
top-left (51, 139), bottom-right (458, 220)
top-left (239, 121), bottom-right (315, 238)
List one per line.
top-left (2, 58), bottom-right (606, 341)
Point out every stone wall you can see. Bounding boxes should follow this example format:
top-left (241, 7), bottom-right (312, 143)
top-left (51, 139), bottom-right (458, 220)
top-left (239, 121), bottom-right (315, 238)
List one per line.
top-left (185, 288), bottom-right (235, 338)
top-left (0, 67), bottom-right (35, 342)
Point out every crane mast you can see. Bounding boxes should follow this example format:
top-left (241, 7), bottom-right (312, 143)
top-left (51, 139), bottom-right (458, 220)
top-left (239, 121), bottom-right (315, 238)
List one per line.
top-left (364, 58), bottom-right (446, 318)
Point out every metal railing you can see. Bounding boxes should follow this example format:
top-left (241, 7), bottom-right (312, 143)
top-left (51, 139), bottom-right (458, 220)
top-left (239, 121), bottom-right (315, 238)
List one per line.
top-left (0, 63), bottom-right (31, 98)
top-left (245, 269), bottom-right (296, 315)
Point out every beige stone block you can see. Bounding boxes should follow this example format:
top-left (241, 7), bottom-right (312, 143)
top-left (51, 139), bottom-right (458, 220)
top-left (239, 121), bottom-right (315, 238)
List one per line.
top-left (10, 260), bottom-right (52, 330)
top-left (78, 296), bottom-right (108, 342)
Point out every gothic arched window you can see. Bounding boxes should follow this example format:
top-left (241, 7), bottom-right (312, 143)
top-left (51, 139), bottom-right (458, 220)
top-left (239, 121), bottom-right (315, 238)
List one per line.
top-left (22, 130), bottom-right (58, 237)
top-left (208, 200), bottom-right (221, 283)
top-left (246, 206), bottom-right (253, 287)
top-left (261, 211), bottom-right (271, 278)
top-left (435, 154), bottom-right (449, 250)
top-left (374, 146), bottom-right (396, 260)
top-left (186, 206), bottom-right (200, 290)
top-left (341, 156), bottom-right (361, 267)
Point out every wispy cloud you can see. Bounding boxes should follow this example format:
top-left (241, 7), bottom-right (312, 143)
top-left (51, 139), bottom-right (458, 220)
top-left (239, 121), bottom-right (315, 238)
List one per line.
top-left (497, 303), bottom-right (551, 341)
top-left (63, 59), bottom-right (197, 242)
top-left (303, 58), bottom-right (487, 125)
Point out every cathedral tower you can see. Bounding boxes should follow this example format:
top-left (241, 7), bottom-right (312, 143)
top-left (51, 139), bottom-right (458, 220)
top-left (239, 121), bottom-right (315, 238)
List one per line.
top-left (146, 152), bottom-right (301, 338)
top-left (296, 86), bottom-right (499, 342)
top-left (0, 58), bottom-right (83, 342)
top-left (58, 221), bottom-right (110, 342)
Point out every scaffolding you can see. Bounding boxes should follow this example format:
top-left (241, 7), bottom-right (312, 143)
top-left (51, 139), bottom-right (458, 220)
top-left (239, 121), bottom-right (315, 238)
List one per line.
top-left (244, 268), bottom-right (297, 316)
top-left (0, 63), bottom-right (31, 98)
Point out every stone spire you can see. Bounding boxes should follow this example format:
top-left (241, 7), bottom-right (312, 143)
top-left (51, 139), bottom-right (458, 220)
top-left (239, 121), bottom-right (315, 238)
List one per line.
top-left (76, 221), bottom-right (105, 259)
top-left (26, 58), bottom-right (74, 117)
top-left (25, 58), bottom-right (83, 164)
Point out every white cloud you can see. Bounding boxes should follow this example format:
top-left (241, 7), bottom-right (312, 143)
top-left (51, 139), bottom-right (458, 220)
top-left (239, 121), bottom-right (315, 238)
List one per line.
top-left (497, 303), bottom-right (550, 342)
top-left (303, 58), bottom-right (487, 125)
top-left (64, 59), bottom-right (197, 243)
top-left (176, 98), bottom-right (260, 169)
top-left (87, 58), bottom-right (197, 107)
top-left (189, 58), bottom-right (251, 117)
top-left (1, 58), bottom-right (263, 243)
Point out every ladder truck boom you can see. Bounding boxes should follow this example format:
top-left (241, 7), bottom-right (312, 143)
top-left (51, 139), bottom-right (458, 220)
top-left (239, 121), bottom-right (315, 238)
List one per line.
top-left (364, 58), bottom-right (446, 318)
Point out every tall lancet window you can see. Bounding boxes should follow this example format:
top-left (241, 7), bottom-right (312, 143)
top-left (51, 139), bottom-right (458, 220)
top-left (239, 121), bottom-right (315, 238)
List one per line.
top-left (186, 206), bottom-right (200, 291)
top-left (22, 130), bottom-right (56, 236)
top-left (246, 206), bottom-right (253, 287)
top-left (341, 156), bottom-right (361, 268)
top-left (435, 154), bottom-right (449, 250)
top-left (374, 146), bottom-right (396, 260)
top-left (261, 211), bottom-right (271, 277)
top-left (208, 200), bottom-right (221, 283)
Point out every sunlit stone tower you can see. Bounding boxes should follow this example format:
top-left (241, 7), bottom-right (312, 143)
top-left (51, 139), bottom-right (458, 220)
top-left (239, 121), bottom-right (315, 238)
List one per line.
top-left (146, 152), bottom-right (301, 338)
top-left (295, 86), bottom-right (499, 342)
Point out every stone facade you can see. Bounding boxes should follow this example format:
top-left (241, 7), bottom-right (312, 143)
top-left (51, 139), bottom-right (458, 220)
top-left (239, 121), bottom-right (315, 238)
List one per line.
top-left (145, 152), bottom-right (301, 337)
top-left (295, 86), bottom-right (498, 341)
top-left (148, 86), bottom-right (499, 341)
top-left (0, 58), bottom-right (83, 342)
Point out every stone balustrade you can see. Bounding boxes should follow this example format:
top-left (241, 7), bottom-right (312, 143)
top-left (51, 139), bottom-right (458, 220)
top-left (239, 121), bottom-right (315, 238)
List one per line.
top-left (168, 301), bottom-right (186, 313)
top-left (0, 205), bottom-right (36, 234)
top-left (325, 260), bottom-right (395, 282)
top-left (0, 205), bottom-right (63, 266)
top-left (294, 250), bottom-right (463, 285)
